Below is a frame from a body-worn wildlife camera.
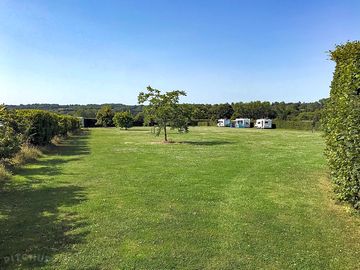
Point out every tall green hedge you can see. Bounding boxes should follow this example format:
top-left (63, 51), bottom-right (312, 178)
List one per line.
top-left (15, 110), bottom-right (80, 145)
top-left (273, 120), bottom-right (321, 131)
top-left (0, 106), bottom-right (22, 160)
top-left (58, 115), bottom-right (81, 136)
top-left (323, 41), bottom-right (360, 209)
top-left (16, 110), bottom-right (60, 145)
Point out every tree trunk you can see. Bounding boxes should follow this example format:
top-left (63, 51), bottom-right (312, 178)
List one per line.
top-left (164, 125), bottom-right (167, 141)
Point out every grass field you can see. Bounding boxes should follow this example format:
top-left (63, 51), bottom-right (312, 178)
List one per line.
top-left (1, 127), bottom-right (359, 269)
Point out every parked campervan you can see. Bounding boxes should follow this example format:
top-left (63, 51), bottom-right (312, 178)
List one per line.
top-left (233, 118), bottom-right (251, 128)
top-left (255, 119), bottom-right (272, 129)
top-left (217, 119), bottom-right (231, 127)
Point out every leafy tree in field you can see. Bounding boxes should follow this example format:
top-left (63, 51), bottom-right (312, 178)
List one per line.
top-left (138, 86), bottom-right (187, 142)
top-left (170, 104), bottom-right (192, 133)
top-left (96, 105), bottom-right (115, 127)
top-left (323, 41), bottom-right (360, 209)
top-left (113, 111), bottom-right (134, 130)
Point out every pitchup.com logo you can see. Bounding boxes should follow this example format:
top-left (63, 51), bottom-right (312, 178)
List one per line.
top-left (1, 253), bottom-right (50, 268)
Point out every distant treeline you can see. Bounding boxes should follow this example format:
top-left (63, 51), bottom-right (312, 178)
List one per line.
top-left (6, 103), bottom-right (144, 118)
top-left (6, 99), bottom-right (327, 124)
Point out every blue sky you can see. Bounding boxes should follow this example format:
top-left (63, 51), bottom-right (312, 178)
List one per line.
top-left (1, 0), bottom-right (359, 105)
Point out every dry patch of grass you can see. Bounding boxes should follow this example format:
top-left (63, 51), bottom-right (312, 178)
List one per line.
top-left (0, 144), bottom-right (43, 181)
top-left (11, 144), bottom-right (42, 166)
top-left (0, 164), bottom-right (11, 181)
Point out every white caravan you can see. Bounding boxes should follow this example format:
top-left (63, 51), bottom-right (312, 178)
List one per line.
top-left (233, 118), bottom-right (251, 128)
top-left (255, 119), bottom-right (272, 129)
top-left (217, 118), bottom-right (231, 127)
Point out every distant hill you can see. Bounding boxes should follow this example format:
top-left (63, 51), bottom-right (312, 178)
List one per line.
top-left (5, 103), bottom-right (144, 118)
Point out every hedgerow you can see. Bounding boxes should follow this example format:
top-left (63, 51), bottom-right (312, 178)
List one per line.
top-left (16, 110), bottom-right (60, 145)
top-left (58, 114), bottom-right (81, 136)
top-left (0, 106), bottom-right (22, 160)
top-left (273, 120), bottom-right (321, 131)
top-left (323, 41), bottom-right (360, 209)
top-left (1, 108), bottom-right (80, 160)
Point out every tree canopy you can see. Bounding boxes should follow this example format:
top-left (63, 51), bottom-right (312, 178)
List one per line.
top-left (138, 86), bottom-right (187, 141)
top-left (113, 111), bottom-right (134, 130)
top-left (96, 105), bottom-right (115, 127)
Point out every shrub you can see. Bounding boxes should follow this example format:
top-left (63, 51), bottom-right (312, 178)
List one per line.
top-left (0, 126), bottom-right (22, 160)
top-left (0, 106), bottom-right (22, 160)
top-left (113, 111), bottom-right (134, 130)
top-left (273, 120), bottom-right (321, 131)
top-left (16, 110), bottom-right (59, 145)
top-left (323, 41), bottom-right (360, 209)
top-left (96, 105), bottom-right (114, 127)
top-left (58, 115), bottom-right (80, 136)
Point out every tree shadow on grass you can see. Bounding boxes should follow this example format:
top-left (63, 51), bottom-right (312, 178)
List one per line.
top-left (44, 130), bottom-right (91, 157)
top-left (179, 140), bottom-right (234, 146)
top-left (0, 131), bottom-right (91, 269)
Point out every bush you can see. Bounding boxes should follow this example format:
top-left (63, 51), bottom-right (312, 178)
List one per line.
top-left (0, 106), bottom-right (22, 160)
top-left (113, 111), bottom-right (134, 130)
top-left (15, 110), bottom-right (80, 145)
top-left (323, 41), bottom-right (360, 209)
top-left (96, 105), bottom-right (114, 127)
top-left (58, 115), bottom-right (80, 136)
top-left (273, 120), bottom-right (321, 131)
top-left (0, 126), bottom-right (22, 160)
top-left (16, 110), bottom-right (59, 145)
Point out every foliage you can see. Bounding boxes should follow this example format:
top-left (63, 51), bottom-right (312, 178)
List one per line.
top-left (96, 105), bottom-right (115, 127)
top-left (0, 106), bottom-right (22, 160)
top-left (323, 41), bottom-right (360, 209)
top-left (58, 115), bottom-right (81, 136)
top-left (209, 103), bottom-right (234, 121)
top-left (232, 101), bottom-right (274, 120)
top-left (133, 112), bottom-right (145, 126)
top-left (138, 86), bottom-right (187, 141)
top-left (15, 109), bottom-right (80, 145)
top-left (7, 100), bottom-right (327, 129)
top-left (16, 110), bottom-right (60, 145)
top-left (6, 103), bottom-right (144, 117)
top-left (113, 111), bottom-right (134, 130)
top-left (169, 104), bottom-right (192, 133)
top-left (74, 108), bottom-right (98, 118)
top-left (273, 120), bottom-right (321, 131)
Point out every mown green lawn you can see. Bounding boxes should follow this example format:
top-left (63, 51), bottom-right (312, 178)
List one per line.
top-left (1, 127), bottom-right (359, 269)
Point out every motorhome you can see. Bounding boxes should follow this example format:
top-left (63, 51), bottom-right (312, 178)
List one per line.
top-left (233, 118), bottom-right (251, 128)
top-left (217, 118), bottom-right (231, 127)
top-left (255, 119), bottom-right (272, 129)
